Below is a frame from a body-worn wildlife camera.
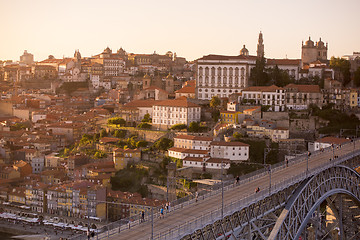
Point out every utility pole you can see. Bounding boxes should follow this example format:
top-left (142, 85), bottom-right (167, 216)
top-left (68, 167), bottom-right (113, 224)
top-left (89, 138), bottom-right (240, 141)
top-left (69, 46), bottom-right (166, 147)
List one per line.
top-left (221, 160), bottom-right (224, 219)
top-left (151, 206), bottom-right (154, 240)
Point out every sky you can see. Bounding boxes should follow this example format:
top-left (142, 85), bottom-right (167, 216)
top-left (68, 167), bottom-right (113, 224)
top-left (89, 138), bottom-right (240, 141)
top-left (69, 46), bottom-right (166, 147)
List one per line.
top-left (0, 0), bottom-right (359, 62)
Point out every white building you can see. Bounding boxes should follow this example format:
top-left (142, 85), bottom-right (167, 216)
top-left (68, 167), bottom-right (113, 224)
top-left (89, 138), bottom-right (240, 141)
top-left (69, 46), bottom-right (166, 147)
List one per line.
top-left (210, 141), bottom-right (249, 161)
top-left (167, 147), bottom-right (208, 159)
top-left (196, 54), bottom-right (257, 100)
top-left (182, 156), bottom-right (230, 170)
top-left (312, 136), bottom-right (351, 152)
top-left (152, 98), bottom-right (201, 128)
top-left (241, 85), bottom-right (286, 111)
top-left (173, 135), bottom-right (213, 150)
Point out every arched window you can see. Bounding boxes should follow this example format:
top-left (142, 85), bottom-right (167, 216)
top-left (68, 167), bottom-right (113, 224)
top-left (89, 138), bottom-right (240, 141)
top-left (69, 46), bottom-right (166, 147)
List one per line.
top-left (205, 67), bottom-right (209, 76)
top-left (199, 67), bottom-right (203, 76)
top-left (217, 67), bottom-right (222, 76)
top-left (211, 67), bottom-right (215, 76)
top-left (229, 67), bottom-right (233, 76)
top-left (235, 67), bottom-right (239, 76)
top-left (241, 67), bottom-right (245, 76)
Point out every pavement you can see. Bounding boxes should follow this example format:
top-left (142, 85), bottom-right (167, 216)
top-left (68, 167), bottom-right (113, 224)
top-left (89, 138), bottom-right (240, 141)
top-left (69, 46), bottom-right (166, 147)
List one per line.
top-left (106, 141), bottom-right (359, 240)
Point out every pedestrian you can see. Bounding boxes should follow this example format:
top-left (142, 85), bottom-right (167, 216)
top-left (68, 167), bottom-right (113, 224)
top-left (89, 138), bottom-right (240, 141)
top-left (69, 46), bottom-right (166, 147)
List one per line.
top-left (141, 210), bottom-right (145, 222)
top-left (235, 176), bottom-right (240, 184)
top-left (160, 207), bottom-right (164, 219)
top-left (286, 159), bottom-right (289, 167)
top-left (87, 229), bottom-right (90, 240)
top-left (195, 191), bottom-right (198, 203)
top-left (91, 231), bottom-right (95, 238)
top-left (165, 202), bottom-right (169, 213)
top-left (168, 202), bottom-right (171, 212)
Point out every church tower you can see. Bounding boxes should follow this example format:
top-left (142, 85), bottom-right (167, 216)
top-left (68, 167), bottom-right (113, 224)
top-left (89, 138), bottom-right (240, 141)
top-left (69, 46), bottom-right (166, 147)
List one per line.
top-left (165, 73), bottom-right (174, 93)
top-left (143, 73), bottom-right (151, 89)
top-left (257, 31), bottom-right (264, 58)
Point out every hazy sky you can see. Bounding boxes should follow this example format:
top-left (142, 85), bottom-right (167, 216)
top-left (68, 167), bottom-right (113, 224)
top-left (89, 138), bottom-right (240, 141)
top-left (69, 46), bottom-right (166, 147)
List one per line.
top-left (1, 0), bottom-right (359, 62)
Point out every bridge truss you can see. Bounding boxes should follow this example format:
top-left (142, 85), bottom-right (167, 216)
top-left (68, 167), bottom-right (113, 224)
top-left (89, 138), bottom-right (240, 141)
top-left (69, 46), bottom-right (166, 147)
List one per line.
top-left (182, 164), bottom-right (360, 240)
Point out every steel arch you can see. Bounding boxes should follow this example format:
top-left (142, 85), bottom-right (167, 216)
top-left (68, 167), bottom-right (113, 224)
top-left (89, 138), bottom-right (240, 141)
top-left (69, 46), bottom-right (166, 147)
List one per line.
top-left (268, 165), bottom-right (360, 240)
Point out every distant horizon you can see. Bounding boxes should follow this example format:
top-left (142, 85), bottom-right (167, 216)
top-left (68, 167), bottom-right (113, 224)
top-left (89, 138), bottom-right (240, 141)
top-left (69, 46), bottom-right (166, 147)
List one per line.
top-left (1, 0), bottom-right (359, 62)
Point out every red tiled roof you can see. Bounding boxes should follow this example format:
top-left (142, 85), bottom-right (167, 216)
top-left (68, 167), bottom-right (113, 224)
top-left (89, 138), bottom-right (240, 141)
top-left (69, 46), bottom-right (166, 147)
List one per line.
top-left (206, 158), bottom-right (231, 163)
top-left (316, 136), bottom-right (351, 145)
top-left (210, 141), bottom-right (249, 147)
top-left (242, 85), bottom-right (284, 92)
top-left (284, 84), bottom-right (321, 93)
top-left (124, 99), bottom-right (158, 108)
top-left (175, 85), bottom-right (195, 94)
top-left (174, 135), bottom-right (213, 141)
top-left (154, 99), bottom-right (200, 108)
top-left (266, 59), bottom-right (301, 66)
top-left (183, 156), bottom-right (203, 162)
top-left (197, 54), bottom-right (257, 61)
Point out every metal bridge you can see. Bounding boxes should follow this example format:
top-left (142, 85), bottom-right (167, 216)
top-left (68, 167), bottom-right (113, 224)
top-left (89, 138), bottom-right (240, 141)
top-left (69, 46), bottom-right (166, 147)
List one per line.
top-left (94, 140), bottom-right (360, 240)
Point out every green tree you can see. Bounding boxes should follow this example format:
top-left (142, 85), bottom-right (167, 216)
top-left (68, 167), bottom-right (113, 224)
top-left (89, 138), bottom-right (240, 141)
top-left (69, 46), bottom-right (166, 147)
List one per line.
top-left (108, 117), bottom-right (126, 127)
top-left (188, 122), bottom-right (200, 132)
top-left (210, 96), bottom-right (221, 109)
top-left (354, 67), bottom-right (360, 87)
top-left (269, 65), bottom-right (293, 87)
top-left (137, 122), bottom-right (152, 129)
top-left (100, 129), bottom-right (108, 138)
top-left (154, 138), bottom-right (173, 151)
top-left (136, 140), bottom-right (148, 148)
top-left (249, 56), bottom-right (269, 86)
top-left (330, 57), bottom-right (351, 86)
top-left (114, 130), bottom-right (127, 138)
top-left (141, 113), bottom-right (151, 123)
top-left (170, 123), bottom-right (187, 130)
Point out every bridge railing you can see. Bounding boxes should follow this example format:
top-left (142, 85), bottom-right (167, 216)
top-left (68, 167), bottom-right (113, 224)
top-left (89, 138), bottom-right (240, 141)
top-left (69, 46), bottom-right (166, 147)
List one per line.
top-left (152, 142), bottom-right (359, 240)
top-left (82, 140), bottom-right (357, 240)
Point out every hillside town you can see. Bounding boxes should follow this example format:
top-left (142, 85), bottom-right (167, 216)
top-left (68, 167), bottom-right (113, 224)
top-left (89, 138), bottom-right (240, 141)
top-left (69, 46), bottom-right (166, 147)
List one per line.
top-left (1, 32), bottom-right (360, 238)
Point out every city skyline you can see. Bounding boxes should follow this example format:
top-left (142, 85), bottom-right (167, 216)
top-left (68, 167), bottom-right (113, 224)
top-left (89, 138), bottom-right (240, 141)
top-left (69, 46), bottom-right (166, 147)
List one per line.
top-left (1, 0), bottom-right (359, 62)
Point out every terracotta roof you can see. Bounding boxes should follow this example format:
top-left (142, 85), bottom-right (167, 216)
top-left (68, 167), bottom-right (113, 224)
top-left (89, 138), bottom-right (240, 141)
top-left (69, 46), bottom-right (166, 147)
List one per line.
top-left (175, 85), bottom-right (195, 94)
top-left (210, 141), bottom-right (249, 147)
top-left (143, 86), bottom-right (169, 94)
top-left (174, 135), bottom-right (213, 141)
top-left (316, 136), bottom-right (351, 145)
top-left (284, 84), bottom-right (321, 93)
top-left (197, 54), bottom-right (257, 61)
top-left (242, 85), bottom-right (284, 92)
top-left (266, 59), bottom-right (301, 66)
top-left (99, 137), bottom-right (120, 144)
top-left (206, 158), bottom-right (231, 164)
top-left (124, 99), bottom-right (158, 108)
top-left (154, 99), bottom-right (200, 108)
top-left (183, 156), bottom-right (203, 162)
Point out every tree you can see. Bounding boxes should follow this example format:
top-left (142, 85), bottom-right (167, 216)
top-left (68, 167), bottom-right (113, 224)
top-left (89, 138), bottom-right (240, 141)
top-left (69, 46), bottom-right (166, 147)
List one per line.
top-left (100, 129), bottom-right (108, 138)
top-left (268, 65), bottom-right (292, 87)
top-left (354, 67), bottom-right (360, 87)
top-left (114, 130), bottom-right (127, 138)
top-left (108, 117), bottom-right (126, 127)
top-left (136, 140), bottom-right (148, 148)
top-left (137, 122), bottom-right (152, 129)
top-left (188, 122), bottom-right (200, 132)
top-left (154, 138), bottom-right (173, 151)
top-left (210, 96), bottom-right (221, 109)
top-left (330, 57), bottom-right (351, 86)
top-left (249, 56), bottom-right (269, 86)
top-left (141, 113), bottom-right (151, 123)
top-left (170, 123), bottom-right (187, 130)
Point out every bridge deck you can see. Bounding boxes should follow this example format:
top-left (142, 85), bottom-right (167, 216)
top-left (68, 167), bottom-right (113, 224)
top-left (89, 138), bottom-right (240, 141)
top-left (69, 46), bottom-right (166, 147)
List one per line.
top-left (108, 141), bottom-right (358, 240)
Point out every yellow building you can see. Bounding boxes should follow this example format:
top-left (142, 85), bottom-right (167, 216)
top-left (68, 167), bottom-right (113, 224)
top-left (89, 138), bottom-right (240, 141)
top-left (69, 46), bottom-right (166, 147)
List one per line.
top-left (350, 89), bottom-right (358, 108)
top-left (9, 187), bottom-right (26, 205)
top-left (113, 148), bottom-right (141, 171)
top-left (220, 110), bottom-right (243, 124)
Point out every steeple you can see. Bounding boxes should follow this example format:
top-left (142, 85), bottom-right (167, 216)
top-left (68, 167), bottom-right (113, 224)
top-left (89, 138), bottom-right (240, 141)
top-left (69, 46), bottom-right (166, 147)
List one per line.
top-left (257, 31), bottom-right (264, 58)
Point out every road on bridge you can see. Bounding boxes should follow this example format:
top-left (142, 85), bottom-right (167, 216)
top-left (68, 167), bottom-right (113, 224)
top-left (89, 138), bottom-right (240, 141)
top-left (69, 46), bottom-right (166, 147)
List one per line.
top-left (109, 140), bottom-right (358, 240)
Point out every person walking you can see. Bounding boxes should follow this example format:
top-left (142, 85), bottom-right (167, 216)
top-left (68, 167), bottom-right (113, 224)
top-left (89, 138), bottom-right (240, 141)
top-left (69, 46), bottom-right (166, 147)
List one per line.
top-left (195, 191), bottom-right (199, 203)
top-left (235, 176), bottom-right (240, 185)
top-left (160, 207), bottom-right (164, 219)
top-left (141, 211), bottom-right (145, 223)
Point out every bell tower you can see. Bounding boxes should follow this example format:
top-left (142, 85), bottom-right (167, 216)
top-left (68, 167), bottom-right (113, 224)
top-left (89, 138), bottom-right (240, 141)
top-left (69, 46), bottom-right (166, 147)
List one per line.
top-left (257, 31), bottom-right (264, 58)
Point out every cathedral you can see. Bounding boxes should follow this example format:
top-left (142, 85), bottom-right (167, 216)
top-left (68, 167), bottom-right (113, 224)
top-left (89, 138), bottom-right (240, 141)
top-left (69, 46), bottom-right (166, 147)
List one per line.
top-left (301, 37), bottom-right (328, 66)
